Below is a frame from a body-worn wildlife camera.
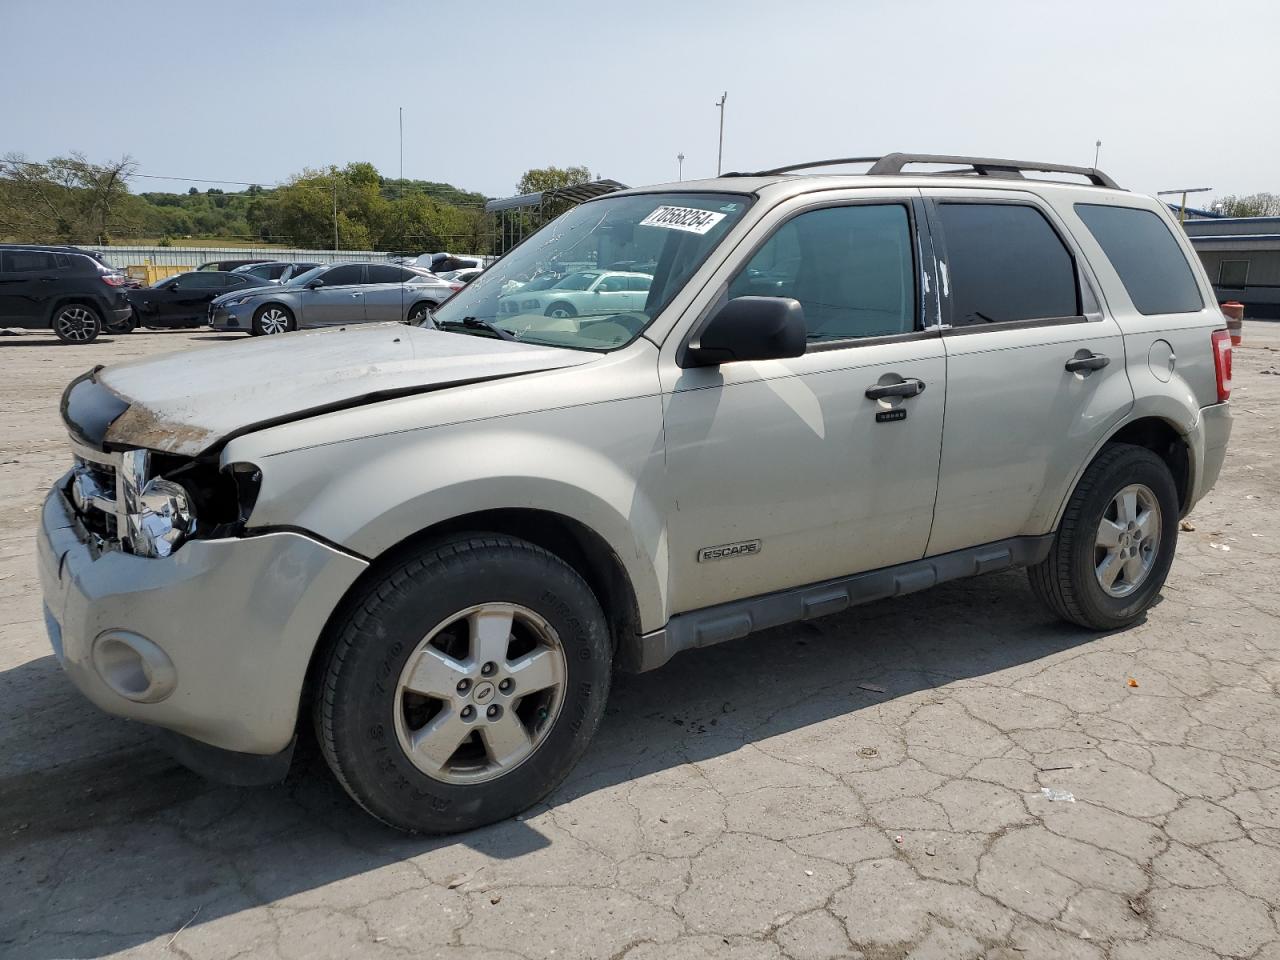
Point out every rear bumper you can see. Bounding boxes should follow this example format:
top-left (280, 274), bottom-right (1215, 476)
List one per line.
top-left (1188, 401), bottom-right (1232, 510)
top-left (38, 477), bottom-right (368, 759)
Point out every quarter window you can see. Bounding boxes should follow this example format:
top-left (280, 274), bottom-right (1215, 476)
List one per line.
top-left (4, 251), bottom-right (58, 273)
top-left (1217, 259), bottom-right (1249, 288)
top-left (1074, 203), bottom-right (1203, 315)
top-left (728, 203), bottom-right (916, 341)
top-left (936, 203), bottom-right (1078, 325)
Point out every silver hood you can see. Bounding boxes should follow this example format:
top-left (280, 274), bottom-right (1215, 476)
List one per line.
top-left (74, 324), bottom-right (596, 457)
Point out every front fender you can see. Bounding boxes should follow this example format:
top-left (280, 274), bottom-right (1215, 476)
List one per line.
top-left (239, 396), bottom-right (671, 631)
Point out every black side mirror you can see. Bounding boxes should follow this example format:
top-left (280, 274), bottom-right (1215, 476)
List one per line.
top-left (682, 296), bottom-right (806, 368)
top-left (306, 278), bottom-right (324, 289)
top-left (169, 282), bottom-right (179, 291)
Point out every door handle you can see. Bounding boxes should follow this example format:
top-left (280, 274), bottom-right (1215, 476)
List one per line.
top-left (351, 293), bottom-right (361, 298)
top-left (1065, 353), bottom-right (1110, 373)
top-left (865, 378), bottom-right (926, 400)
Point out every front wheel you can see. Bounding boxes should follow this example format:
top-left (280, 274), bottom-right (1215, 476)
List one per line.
top-left (406, 301), bottom-right (434, 325)
top-left (252, 304), bottom-right (294, 335)
top-left (1029, 443), bottom-right (1179, 630)
top-left (544, 301), bottom-right (577, 319)
top-left (53, 303), bottom-right (102, 344)
top-left (316, 535), bottom-right (612, 833)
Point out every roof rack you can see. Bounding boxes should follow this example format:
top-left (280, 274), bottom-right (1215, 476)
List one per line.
top-left (732, 152), bottom-right (1120, 189)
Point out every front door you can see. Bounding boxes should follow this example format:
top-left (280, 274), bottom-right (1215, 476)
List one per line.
top-left (0, 250), bottom-right (57, 325)
top-left (362, 264), bottom-right (418, 321)
top-left (302, 264), bottom-right (367, 326)
top-left (920, 190), bottom-right (1135, 556)
top-left (660, 195), bottom-right (947, 614)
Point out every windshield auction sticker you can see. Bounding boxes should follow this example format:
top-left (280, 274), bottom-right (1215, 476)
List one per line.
top-left (639, 206), bottom-right (727, 235)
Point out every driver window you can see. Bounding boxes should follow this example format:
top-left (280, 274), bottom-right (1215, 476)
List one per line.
top-left (728, 204), bottom-right (917, 342)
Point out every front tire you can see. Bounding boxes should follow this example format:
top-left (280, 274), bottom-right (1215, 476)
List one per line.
top-left (252, 304), bottom-right (294, 335)
top-left (1029, 443), bottom-right (1179, 630)
top-left (52, 303), bottom-right (103, 344)
top-left (316, 535), bottom-right (612, 833)
top-left (544, 301), bottom-right (577, 319)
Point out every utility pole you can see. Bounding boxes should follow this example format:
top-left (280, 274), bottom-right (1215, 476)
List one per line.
top-left (715, 92), bottom-right (727, 176)
top-left (333, 173), bottom-right (339, 251)
top-left (1093, 139), bottom-right (1101, 169)
top-left (1157, 186), bottom-right (1213, 224)
top-left (677, 152), bottom-right (685, 180)
top-left (399, 106), bottom-right (404, 186)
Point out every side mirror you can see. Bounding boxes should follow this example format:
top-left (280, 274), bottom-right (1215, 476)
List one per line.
top-left (306, 278), bottom-right (324, 289)
top-left (682, 296), bottom-right (806, 368)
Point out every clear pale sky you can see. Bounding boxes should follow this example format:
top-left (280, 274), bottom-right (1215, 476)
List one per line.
top-left (4, 0), bottom-right (1277, 203)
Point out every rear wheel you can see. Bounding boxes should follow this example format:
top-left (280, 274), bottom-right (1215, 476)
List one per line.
top-left (52, 303), bottom-right (102, 344)
top-left (1029, 443), bottom-right (1179, 630)
top-left (406, 301), bottom-right (434, 325)
top-left (316, 535), bottom-right (612, 833)
top-left (252, 304), bottom-right (294, 336)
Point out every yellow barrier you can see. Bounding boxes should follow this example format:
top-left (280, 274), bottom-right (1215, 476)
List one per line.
top-left (126, 263), bottom-right (193, 285)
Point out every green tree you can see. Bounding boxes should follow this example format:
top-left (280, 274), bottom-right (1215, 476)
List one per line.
top-left (0, 151), bottom-right (137, 242)
top-left (1214, 192), bottom-right (1280, 217)
top-left (517, 165), bottom-right (592, 196)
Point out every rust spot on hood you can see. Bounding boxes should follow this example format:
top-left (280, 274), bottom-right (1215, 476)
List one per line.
top-left (105, 404), bottom-right (217, 455)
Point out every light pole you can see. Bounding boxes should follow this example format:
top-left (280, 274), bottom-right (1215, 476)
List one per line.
top-left (677, 152), bottom-right (685, 180)
top-left (1093, 139), bottom-right (1101, 169)
top-left (1157, 186), bottom-right (1213, 225)
top-left (715, 92), bottom-right (727, 176)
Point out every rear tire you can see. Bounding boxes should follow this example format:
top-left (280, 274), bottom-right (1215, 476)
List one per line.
top-left (406, 301), bottom-right (434, 325)
top-left (52, 303), bottom-right (102, 344)
top-left (252, 304), bottom-right (294, 335)
top-left (316, 535), bottom-right (612, 834)
top-left (1029, 443), bottom-right (1179, 630)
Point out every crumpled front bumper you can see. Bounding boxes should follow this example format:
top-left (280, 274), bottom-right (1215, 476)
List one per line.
top-left (38, 476), bottom-right (368, 759)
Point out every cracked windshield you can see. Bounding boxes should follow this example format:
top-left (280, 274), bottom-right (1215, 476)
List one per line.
top-left (430, 193), bottom-right (749, 350)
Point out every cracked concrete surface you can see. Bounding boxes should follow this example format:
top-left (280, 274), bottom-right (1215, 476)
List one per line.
top-left (1, 324), bottom-right (1278, 960)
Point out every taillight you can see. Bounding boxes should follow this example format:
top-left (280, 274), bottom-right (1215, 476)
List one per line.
top-left (449, 283), bottom-right (463, 292)
top-left (1211, 328), bottom-right (1232, 402)
top-left (101, 274), bottom-right (126, 287)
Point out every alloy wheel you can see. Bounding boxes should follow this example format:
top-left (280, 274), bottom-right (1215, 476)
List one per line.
top-left (1095, 483), bottom-right (1162, 598)
top-left (259, 308), bottom-right (290, 334)
top-left (56, 306), bottom-right (96, 341)
top-left (393, 602), bottom-right (567, 784)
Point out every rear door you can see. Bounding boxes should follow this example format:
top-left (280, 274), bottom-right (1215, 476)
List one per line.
top-left (922, 189), bottom-right (1134, 556)
top-left (362, 264), bottom-right (418, 321)
top-left (301, 264), bottom-right (367, 326)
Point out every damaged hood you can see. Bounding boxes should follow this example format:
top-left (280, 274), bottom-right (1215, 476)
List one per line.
top-left (69, 324), bottom-right (597, 456)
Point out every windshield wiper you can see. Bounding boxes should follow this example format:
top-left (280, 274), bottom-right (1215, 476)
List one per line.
top-left (437, 316), bottom-right (517, 341)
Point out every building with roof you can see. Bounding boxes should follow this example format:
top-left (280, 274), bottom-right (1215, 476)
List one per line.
top-left (1183, 217), bottom-right (1280, 319)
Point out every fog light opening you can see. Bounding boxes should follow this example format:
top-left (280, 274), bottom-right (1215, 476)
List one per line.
top-left (92, 631), bottom-right (177, 703)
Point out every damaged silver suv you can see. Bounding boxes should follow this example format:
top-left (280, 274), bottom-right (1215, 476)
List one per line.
top-left (39, 154), bottom-right (1233, 833)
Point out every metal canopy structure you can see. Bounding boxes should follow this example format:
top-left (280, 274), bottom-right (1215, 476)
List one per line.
top-left (485, 179), bottom-right (628, 253)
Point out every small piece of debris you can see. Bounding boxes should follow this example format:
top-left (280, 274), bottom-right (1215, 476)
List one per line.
top-left (925, 845), bottom-right (936, 857)
top-left (1128, 899), bottom-right (1146, 916)
top-left (374, 936), bottom-right (388, 943)
top-left (857, 682), bottom-right (887, 694)
top-left (490, 896), bottom-right (502, 905)
top-left (1127, 677), bottom-right (1139, 688)
top-left (804, 870), bottom-right (814, 877)
top-left (894, 834), bottom-right (904, 844)
top-left (1179, 519), bottom-right (1196, 532)
top-left (857, 746), bottom-right (879, 759)
top-left (1041, 787), bottom-right (1075, 803)
top-left (447, 873), bottom-right (472, 889)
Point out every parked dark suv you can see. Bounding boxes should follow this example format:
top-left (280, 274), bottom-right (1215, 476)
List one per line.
top-left (0, 246), bottom-right (133, 343)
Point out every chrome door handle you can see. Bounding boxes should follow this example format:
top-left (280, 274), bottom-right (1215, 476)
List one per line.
top-left (1065, 353), bottom-right (1110, 372)
top-left (865, 378), bottom-right (926, 400)
top-left (350, 293), bottom-right (361, 298)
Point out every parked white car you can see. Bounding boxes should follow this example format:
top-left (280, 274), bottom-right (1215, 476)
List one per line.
top-left (498, 269), bottom-right (652, 319)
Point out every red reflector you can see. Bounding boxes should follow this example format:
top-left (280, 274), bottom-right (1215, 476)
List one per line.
top-left (101, 274), bottom-right (126, 287)
top-left (1211, 329), bottom-right (1232, 402)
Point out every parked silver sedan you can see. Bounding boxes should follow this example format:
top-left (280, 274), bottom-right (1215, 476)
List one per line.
top-left (209, 262), bottom-right (461, 335)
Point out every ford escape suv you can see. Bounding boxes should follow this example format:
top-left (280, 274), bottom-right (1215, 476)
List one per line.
top-left (38, 153), bottom-right (1233, 833)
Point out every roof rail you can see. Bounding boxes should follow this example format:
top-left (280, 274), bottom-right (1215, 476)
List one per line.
top-left (735, 153), bottom-right (1120, 189)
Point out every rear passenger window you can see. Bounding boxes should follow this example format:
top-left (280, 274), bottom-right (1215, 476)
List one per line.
top-left (1074, 204), bottom-right (1203, 315)
top-left (729, 203), bottom-right (916, 341)
top-left (5, 251), bottom-right (58, 273)
top-left (936, 203), bottom-right (1079, 325)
